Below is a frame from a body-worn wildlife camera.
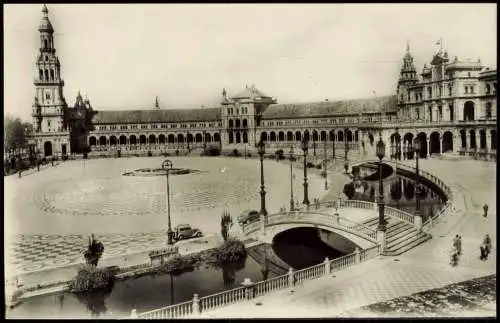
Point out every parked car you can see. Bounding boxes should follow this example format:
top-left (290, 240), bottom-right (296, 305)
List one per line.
top-left (173, 224), bottom-right (203, 241)
top-left (238, 209), bottom-right (260, 226)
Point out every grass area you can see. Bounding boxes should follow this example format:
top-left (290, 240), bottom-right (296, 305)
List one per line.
top-left (359, 274), bottom-right (496, 317)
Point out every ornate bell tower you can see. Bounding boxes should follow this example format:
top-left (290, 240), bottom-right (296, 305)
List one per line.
top-left (31, 5), bottom-right (70, 157)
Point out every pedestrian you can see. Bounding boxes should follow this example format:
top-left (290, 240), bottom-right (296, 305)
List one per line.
top-left (455, 235), bottom-right (462, 255)
top-left (452, 234), bottom-right (459, 250)
top-left (483, 204), bottom-right (489, 218)
top-left (480, 243), bottom-right (488, 261)
top-left (450, 246), bottom-right (459, 267)
top-left (484, 234), bottom-right (492, 254)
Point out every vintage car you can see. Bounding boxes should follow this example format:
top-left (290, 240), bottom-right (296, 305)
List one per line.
top-left (237, 209), bottom-right (260, 226)
top-left (173, 224), bottom-right (203, 241)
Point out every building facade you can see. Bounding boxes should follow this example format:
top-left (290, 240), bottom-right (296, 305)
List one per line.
top-left (29, 6), bottom-right (497, 161)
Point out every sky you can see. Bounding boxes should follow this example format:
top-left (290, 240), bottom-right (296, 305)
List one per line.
top-left (4, 3), bottom-right (497, 122)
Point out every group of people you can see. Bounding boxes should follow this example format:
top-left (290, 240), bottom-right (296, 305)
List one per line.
top-left (450, 233), bottom-right (493, 266)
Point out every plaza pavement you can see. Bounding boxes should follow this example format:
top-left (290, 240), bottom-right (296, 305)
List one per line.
top-left (196, 158), bottom-right (497, 318)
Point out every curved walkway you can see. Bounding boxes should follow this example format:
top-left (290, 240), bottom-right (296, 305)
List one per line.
top-left (197, 158), bottom-right (496, 318)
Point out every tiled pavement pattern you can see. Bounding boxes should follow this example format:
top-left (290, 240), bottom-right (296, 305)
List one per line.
top-left (5, 231), bottom-right (167, 275)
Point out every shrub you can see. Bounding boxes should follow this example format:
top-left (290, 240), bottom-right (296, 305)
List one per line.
top-left (315, 164), bottom-right (322, 169)
top-left (68, 266), bottom-right (115, 293)
top-left (210, 237), bottom-right (247, 265)
top-left (343, 182), bottom-right (356, 199)
top-left (306, 162), bottom-right (315, 168)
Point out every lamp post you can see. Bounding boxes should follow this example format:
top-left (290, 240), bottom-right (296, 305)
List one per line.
top-left (323, 140), bottom-right (328, 190)
top-left (376, 133), bottom-right (386, 232)
top-left (289, 145), bottom-right (295, 211)
top-left (257, 140), bottom-right (268, 217)
top-left (162, 159), bottom-right (174, 245)
top-left (413, 138), bottom-right (422, 229)
top-left (332, 134), bottom-right (336, 160)
top-left (301, 139), bottom-right (311, 206)
top-left (344, 128), bottom-right (349, 173)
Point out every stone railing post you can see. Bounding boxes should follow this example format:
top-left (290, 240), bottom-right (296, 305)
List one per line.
top-left (355, 247), bottom-right (360, 264)
top-left (377, 230), bottom-right (386, 255)
top-left (241, 278), bottom-right (255, 300)
top-left (323, 257), bottom-right (330, 276)
top-left (334, 213), bottom-right (340, 226)
top-left (192, 293), bottom-right (201, 315)
top-left (288, 267), bottom-right (295, 289)
top-left (130, 309), bottom-right (138, 319)
top-left (414, 215), bottom-right (422, 231)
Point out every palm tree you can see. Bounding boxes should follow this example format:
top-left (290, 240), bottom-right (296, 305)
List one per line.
top-left (220, 209), bottom-right (233, 242)
top-left (84, 234), bottom-right (105, 267)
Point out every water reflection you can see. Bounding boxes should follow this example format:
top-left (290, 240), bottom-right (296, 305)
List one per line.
top-left (74, 282), bottom-right (114, 317)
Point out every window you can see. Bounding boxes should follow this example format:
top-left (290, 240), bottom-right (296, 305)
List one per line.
top-left (427, 87), bottom-right (432, 98)
top-left (141, 124), bottom-right (148, 129)
top-left (486, 84), bottom-right (491, 94)
top-left (486, 102), bottom-right (492, 119)
top-left (465, 86), bottom-right (468, 94)
top-left (448, 85), bottom-right (452, 96)
top-left (47, 120), bottom-right (51, 127)
top-left (471, 86), bottom-right (475, 94)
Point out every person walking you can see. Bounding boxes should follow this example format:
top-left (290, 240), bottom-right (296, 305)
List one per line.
top-left (484, 234), bottom-right (492, 254)
top-left (452, 234), bottom-right (459, 250)
top-left (480, 243), bottom-right (488, 261)
top-left (450, 246), bottom-right (459, 267)
top-left (456, 235), bottom-right (462, 256)
top-left (483, 204), bottom-right (489, 218)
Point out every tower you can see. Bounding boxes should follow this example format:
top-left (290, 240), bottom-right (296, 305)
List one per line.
top-left (397, 41), bottom-right (419, 102)
top-left (31, 5), bottom-right (70, 157)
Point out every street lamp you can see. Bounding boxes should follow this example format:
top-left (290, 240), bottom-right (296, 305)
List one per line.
top-left (289, 145), bottom-right (295, 211)
top-left (413, 138), bottom-right (422, 228)
top-left (162, 159), bottom-right (174, 245)
top-left (332, 133), bottom-right (336, 160)
top-left (323, 140), bottom-right (328, 190)
top-left (344, 128), bottom-right (349, 173)
top-left (301, 138), bottom-right (311, 206)
top-left (257, 140), bottom-right (268, 216)
top-left (376, 133), bottom-right (386, 232)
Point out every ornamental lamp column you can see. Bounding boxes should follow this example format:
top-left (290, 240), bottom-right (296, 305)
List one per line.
top-left (162, 159), bottom-right (174, 245)
top-left (289, 145), bottom-right (295, 211)
top-left (301, 139), bottom-right (311, 207)
top-left (257, 140), bottom-right (268, 235)
top-left (413, 138), bottom-right (423, 230)
top-left (375, 133), bottom-right (387, 253)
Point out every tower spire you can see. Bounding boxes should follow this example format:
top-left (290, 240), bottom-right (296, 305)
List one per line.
top-left (155, 96), bottom-right (159, 109)
top-left (406, 40), bottom-right (410, 52)
top-left (42, 4), bottom-right (48, 16)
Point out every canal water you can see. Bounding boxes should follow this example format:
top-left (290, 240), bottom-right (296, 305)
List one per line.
top-left (7, 164), bottom-right (445, 319)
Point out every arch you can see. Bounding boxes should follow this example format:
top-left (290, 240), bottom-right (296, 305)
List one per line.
top-left (491, 130), bottom-right (497, 150)
top-left (303, 130), bottom-right (310, 142)
top-left (416, 132), bottom-right (428, 158)
top-left (39, 69), bottom-right (43, 80)
top-left (469, 130), bottom-right (476, 149)
top-left (149, 134), bottom-right (156, 144)
top-left (130, 135), bottom-right (137, 145)
top-left (442, 131), bottom-right (453, 153)
top-left (261, 132), bottom-right (268, 142)
top-left (346, 130), bottom-right (353, 142)
top-left (89, 136), bottom-right (97, 146)
top-left (119, 135), bottom-right (127, 145)
top-left (243, 132), bottom-right (248, 143)
top-left (337, 130), bottom-right (344, 142)
top-left (187, 133), bottom-right (193, 143)
top-left (329, 130), bottom-right (335, 141)
top-left (295, 131), bottom-right (302, 142)
top-left (320, 131), bottom-right (327, 142)
top-left (229, 132), bottom-right (234, 144)
top-left (236, 132), bottom-right (241, 143)
top-left (460, 130), bottom-right (466, 148)
top-left (99, 136), bottom-right (107, 146)
top-left (479, 130), bottom-right (486, 149)
top-left (312, 130), bottom-right (319, 142)
top-left (429, 132), bottom-right (440, 155)
top-left (228, 119), bottom-right (234, 128)
top-left (177, 133), bottom-right (185, 143)
top-left (287, 131), bottom-right (293, 141)
top-left (167, 134), bottom-right (175, 143)
top-left (158, 134), bottom-right (166, 144)
top-left (44, 141), bottom-right (53, 156)
top-left (44, 69), bottom-right (49, 81)
top-left (195, 133), bottom-right (203, 143)
top-left (270, 132), bottom-right (276, 142)
top-left (403, 180), bottom-right (414, 200)
top-left (242, 119), bottom-right (248, 128)
top-left (110, 135), bottom-right (117, 146)
top-left (403, 133), bottom-right (414, 159)
top-left (205, 133), bottom-right (212, 142)
top-left (235, 119), bottom-right (241, 128)
top-left (50, 69), bottom-right (55, 81)
top-left (214, 133), bottom-right (221, 142)
top-left (139, 135), bottom-right (147, 144)
top-left (44, 39), bottom-right (48, 49)
top-left (278, 131), bottom-right (285, 142)
top-left (354, 130), bottom-right (359, 142)
top-left (463, 101), bottom-right (475, 121)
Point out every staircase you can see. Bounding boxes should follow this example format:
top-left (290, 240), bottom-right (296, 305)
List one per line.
top-left (360, 217), bottom-right (432, 256)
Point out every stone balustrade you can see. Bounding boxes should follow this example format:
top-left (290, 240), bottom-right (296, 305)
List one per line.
top-left (135, 246), bottom-right (379, 319)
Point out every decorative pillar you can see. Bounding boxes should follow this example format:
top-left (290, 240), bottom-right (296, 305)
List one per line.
top-left (354, 247), bottom-right (361, 264)
top-left (192, 293), bottom-right (201, 315)
top-left (465, 132), bottom-right (470, 151)
top-left (426, 138), bottom-right (430, 158)
top-left (377, 230), bottom-right (386, 254)
top-left (287, 268), bottom-right (294, 289)
top-left (439, 136), bottom-right (443, 154)
top-left (323, 257), bottom-right (331, 276)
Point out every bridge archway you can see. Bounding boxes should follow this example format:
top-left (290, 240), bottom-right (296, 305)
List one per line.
top-left (429, 132), bottom-right (440, 156)
top-left (442, 131), bottom-right (453, 153)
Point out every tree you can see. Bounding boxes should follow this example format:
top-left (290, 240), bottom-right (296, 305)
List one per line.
top-left (220, 209), bottom-right (233, 242)
top-left (84, 234), bottom-right (105, 267)
top-left (4, 116), bottom-right (30, 155)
